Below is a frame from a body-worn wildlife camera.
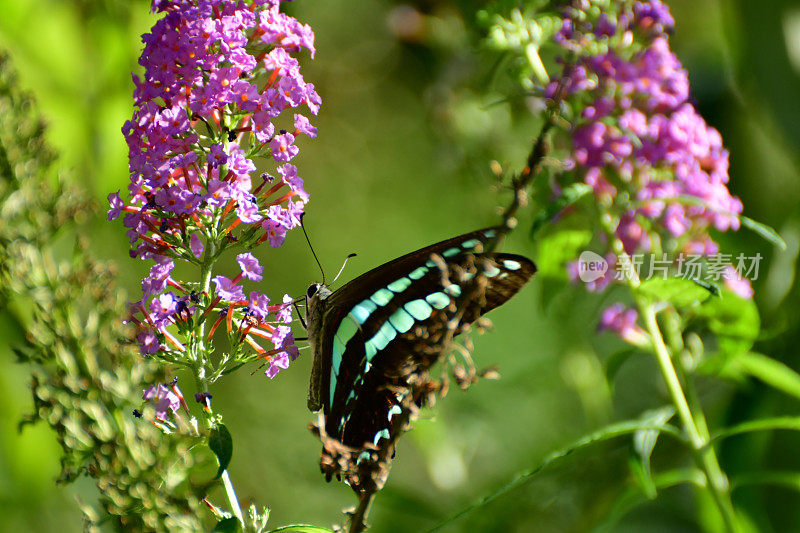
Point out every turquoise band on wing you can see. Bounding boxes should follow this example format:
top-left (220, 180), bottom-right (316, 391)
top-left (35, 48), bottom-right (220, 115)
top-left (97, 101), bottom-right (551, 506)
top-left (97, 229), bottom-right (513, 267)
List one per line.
top-left (425, 292), bottom-right (450, 309)
top-left (330, 372), bottom-right (337, 407)
top-left (367, 321), bottom-right (396, 352)
top-left (387, 277), bottom-right (412, 293)
top-left (349, 300), bottom-right (377, 324)
top-left (388, 307), bottom-right (415, 334)
top-left (408, 266), bottom-right (427, 280)
top-left (405, 299), bottom-right (432, 321)
top-left (370, 287), bottom-right (394, 306)
top-left (336, 315), bottom-right (359, 344)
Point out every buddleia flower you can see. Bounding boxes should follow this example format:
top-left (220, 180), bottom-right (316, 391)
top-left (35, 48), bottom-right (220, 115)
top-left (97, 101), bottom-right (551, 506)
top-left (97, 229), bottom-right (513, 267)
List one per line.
top-left (108, 0), bottom-right (320, 372)
top-left (545, 0), bottom-right (744, 291)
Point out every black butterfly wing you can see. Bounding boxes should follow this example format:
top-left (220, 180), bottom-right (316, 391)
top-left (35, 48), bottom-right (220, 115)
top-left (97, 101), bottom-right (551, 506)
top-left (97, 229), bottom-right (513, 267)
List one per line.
top-left (309, 228), bottom-right (502, 413)
top-left (324, 227), bottom-right (506, 310)
top-left (314, 228), bottom-right (536, 447)
top-left (333, 254), bottom-right (535, 448)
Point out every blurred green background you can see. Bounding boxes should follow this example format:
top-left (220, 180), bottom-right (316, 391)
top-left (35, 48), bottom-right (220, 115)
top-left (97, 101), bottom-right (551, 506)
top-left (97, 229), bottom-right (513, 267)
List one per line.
top-left (1, 0), bottom-right (799, 531)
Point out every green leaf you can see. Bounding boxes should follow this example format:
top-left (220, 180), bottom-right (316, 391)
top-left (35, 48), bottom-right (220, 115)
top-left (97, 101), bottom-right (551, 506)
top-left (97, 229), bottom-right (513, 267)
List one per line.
top-left (741, 216), bottom-right (787, 250)
top-left (628, 456), bottom-right (655, 500)
top-left (712, 416), bottom-right (800, 443)
top-left (631, 406), bottom-right (676, 499)
top-left (690, 278), bottom-right (720, 297)
top-left (533, 225), bottom-right (595, 309)
top-left (267, 527), bottom-right (335, 533)
top-left (694, 351), bottom-right (748, 380)
top-left (222, 362), bottom-right (246, 375)
top-left (733, 471), bottom-right (800, 492)
top-left (213, 517), bottom-right (241, 532)
top-left (735, 352), bottom-right (800, 400)
top-left (638, 277), bottom-right (713, 308)
top-left (210, 424), bottom-right (233, 479)
top-left (533, 227), bottom-right (593, 279)
top-left (695, 290), bottom-right (760, 358)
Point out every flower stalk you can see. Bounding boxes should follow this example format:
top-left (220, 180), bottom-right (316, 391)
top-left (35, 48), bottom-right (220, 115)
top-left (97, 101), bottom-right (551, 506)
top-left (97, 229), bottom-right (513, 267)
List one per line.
top-left (597, 201), bottom-right (738, 529)
top-left (608, 244), bottom-right (739, 530)
top-left (638, 298), bottom-right (739, 531)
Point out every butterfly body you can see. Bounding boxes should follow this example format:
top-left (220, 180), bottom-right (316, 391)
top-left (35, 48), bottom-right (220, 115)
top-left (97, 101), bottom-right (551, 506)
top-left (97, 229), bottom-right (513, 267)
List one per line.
top-left (305, 227), bottom-right (536, 454)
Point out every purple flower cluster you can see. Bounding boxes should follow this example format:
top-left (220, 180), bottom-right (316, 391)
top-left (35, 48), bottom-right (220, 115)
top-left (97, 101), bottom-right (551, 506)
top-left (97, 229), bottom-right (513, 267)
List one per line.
top-left (598, 303), bottom-right (647, 346)
top-left (110, 0), bottom-right (317, 375)
top-left (548, 0), bottom-right (742, 258)
top-left (132, 251), bottom-right (299, 378)
top-left (110, 0), bottom-right (318, 256)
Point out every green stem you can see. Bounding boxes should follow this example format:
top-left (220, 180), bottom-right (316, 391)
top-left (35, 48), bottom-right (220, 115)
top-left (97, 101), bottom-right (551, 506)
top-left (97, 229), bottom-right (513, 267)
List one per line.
top-left (636, 299), bottom-right (740, 532)
top-left (524, 42), bottom-right (549, 86)
top-left (193, 367), bottom-right (244, 526)
top-left (192, 239), bottom-right (244, 526)
top-left (221, 469), bottom-right (245, 524)
top-left (599, 214), bottom-right (740, 531)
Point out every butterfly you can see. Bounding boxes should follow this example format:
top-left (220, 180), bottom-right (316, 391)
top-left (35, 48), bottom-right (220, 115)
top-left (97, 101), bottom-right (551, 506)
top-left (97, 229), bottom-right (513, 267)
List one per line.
top-left (304, 227), bottom-right (536, 461)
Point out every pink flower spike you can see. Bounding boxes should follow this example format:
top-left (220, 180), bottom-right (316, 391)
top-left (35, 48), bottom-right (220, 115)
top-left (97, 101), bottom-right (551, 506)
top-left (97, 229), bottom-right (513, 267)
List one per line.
top-left (110, 0), bottom-right (320, 369)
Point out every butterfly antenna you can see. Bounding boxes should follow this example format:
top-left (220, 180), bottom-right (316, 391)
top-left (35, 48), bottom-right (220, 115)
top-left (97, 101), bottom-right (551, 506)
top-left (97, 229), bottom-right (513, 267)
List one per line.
top-left (300, 214), bottom-right (326, 284)
top-left (293, 300), bottom-right (307, 329)
top-left (332, 253), bottom-right (357, 285)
